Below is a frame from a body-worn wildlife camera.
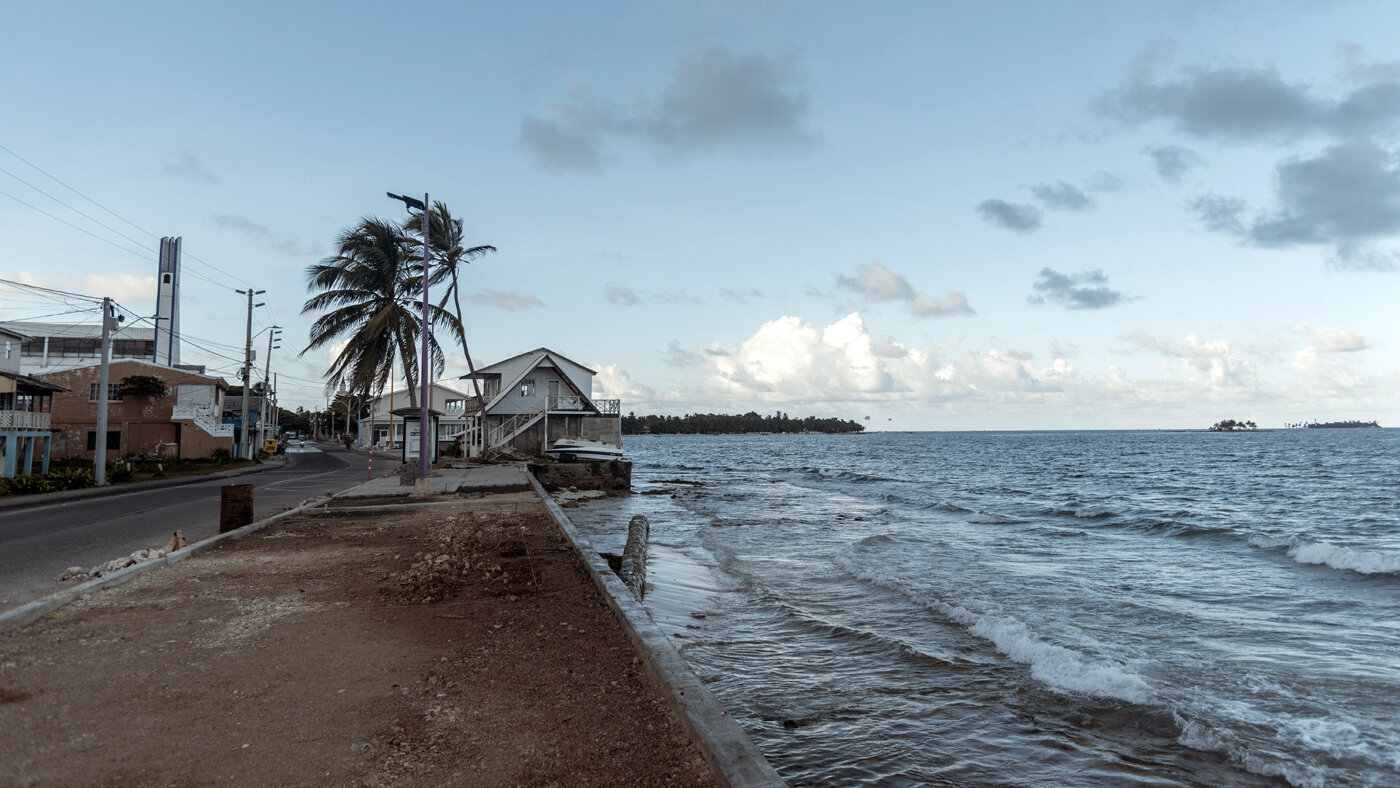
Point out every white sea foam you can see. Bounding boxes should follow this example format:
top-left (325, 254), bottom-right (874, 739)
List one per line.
top-left (835, 554), bottom-right (1153, 704)
top-left (1287, 541), bottom-right (1400, 575)
top-left (946, 605), bottom-right (1154, 704)
top-left (1175, 703), bottom-right (1400, 788)
top-left (1248, 534), bottom-right (1400, 576)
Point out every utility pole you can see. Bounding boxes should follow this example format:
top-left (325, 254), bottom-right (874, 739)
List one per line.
top-left (388, 190), bottom-right (432, 479)
top-left (236, 289), bottom-right (265, 459)
top-left (272, 372), bottom-right (279, 438)
top-left (94, 297), bottom-right (114, 484)
top-left (257, 326), bottom-right (281, 454)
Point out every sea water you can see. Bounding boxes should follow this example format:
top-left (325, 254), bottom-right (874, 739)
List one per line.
top-left (566, 429), bottom-right (1400, 787)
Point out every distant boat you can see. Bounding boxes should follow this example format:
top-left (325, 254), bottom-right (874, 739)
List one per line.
top-left (546, 438), bottom-right (624, 462)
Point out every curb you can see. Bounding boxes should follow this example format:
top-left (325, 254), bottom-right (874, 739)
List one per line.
top-left (0, 483), bottom-right (333, 634)
top-left (0, 457), bottom-right (288, 514)
top-left (528, 474), bottom-right (786, 788)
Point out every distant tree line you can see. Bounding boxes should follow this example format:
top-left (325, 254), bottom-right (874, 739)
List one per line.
top-left (622, 411), bottom-right (865, 435)
top-left (1290, 420), bottom-right (1381, 429)
top-left (1209, 419), bottom-right (1258, 432)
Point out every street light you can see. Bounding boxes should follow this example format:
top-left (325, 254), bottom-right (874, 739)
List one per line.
top-left (388, 191), bottom-right (432, 481)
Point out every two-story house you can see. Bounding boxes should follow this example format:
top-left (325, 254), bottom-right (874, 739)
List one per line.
top-left (0, 326), bottom-right (67, 477)
top-left (458, 348), bottom-right (621, 458)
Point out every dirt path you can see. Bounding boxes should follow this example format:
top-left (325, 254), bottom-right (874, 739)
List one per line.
top-left (0, 499), bottom-right (713, 786)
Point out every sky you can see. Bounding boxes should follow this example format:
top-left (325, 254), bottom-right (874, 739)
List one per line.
top-left (2, 0), bottom-right (1397, 430)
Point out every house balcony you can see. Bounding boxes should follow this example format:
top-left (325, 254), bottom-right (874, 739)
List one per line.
top-left (0, 410), bottom-right (50, 430)
top-left (547, 396), bottom-right (620, 415)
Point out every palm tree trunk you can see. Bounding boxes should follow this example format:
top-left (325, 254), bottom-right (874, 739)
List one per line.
top-left (448, 272), bottom-right (486, 412)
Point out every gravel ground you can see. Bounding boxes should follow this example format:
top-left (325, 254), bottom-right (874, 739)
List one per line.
top-left (0, 500), bottom-right (714, 787)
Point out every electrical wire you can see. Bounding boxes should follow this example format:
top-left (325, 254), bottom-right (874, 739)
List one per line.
top-left (0, 188), bottom-right (154, 261)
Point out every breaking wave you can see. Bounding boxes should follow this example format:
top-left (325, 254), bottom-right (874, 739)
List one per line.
top-left (1249, 535), bottom-right (1400, 576)
top-left (835, 555), bottom-right (1153, 704)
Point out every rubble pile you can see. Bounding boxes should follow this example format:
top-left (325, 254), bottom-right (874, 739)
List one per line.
top-left (380, 512), bottom-right (535, 605)
top-left (59, 547), bottom-right (169, 582)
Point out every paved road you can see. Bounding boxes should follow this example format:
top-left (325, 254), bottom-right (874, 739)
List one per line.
top-left (0, 442), bottom-right (385, 610)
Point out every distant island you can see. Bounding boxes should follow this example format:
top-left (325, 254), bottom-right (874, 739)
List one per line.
top-left (1209, 419), bottom-right (1258, 432)
top-left (622, 411), bottom-right (865, 435)
top-left (1288, 420), bottom-right (1382, 429)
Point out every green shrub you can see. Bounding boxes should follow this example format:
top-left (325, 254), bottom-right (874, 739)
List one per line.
top-left (48, 467), bottom-right (94, 491)
top-left (4, 474), bottom-right (52, 495)
top-left (107, 464), bottom-right (134, 483)
top-left (210, 448), bottom-right (232, 464)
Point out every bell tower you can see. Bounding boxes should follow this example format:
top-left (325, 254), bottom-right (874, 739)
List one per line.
top-left (153, 236), bottom-right (181, 366)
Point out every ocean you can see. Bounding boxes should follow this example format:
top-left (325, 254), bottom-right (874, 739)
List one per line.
top-left (566, 429), bottom-right (1400, 787)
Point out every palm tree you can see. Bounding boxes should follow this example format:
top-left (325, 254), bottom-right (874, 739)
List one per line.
top-left (301, 217), bottom-right (460, 408)
top-left (404, 202), bottom-right (495, 410)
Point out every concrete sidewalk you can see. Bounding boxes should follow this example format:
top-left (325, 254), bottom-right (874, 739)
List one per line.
top-left (338, 462), bottom-right (534, 498)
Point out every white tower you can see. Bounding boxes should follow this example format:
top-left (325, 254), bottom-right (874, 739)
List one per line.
top-left (154, 236), bottom-right (181, 366)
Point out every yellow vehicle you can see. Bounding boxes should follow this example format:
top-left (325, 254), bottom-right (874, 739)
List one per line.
top-left (263, 438), bottom-right (280, 454)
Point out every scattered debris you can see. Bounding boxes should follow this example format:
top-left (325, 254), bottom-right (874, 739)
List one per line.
top-left (59, 546), bottom-right (170, 582)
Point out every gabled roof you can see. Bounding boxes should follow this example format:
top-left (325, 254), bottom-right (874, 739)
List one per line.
top-left (479, 349), bottom-right (600, 415)
top-left (367, 381), bottom-right (473, 404)
top-left (461, 347), bottom-right (597, 378)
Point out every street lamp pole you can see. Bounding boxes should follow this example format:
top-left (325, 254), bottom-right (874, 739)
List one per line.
top-left (388, 191), bottom-right (432, 480)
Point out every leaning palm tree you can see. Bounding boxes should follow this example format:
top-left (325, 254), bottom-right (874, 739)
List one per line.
top-left (404, 202), bottom-right (495, 410)
top-left (301, 217), bottom-right (460, 409)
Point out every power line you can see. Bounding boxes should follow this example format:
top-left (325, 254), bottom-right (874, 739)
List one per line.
top-left (0, 141), bottom-right (160, 241)
top-left (0, 163), bottom-right (158, 254)
top-left (0, 188), bottom-right (154, 261)
top-left (0, 276), bottom-right (105, 303)
top-left (0, 141), bottom-right (261, 293)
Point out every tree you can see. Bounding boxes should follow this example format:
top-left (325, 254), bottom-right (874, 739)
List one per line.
top-left (301, 217), bottom-right (460, 407)
top-left (404, 202), bottom-right (495, 411)
top-left (117, 374), bottom-right (168, 456)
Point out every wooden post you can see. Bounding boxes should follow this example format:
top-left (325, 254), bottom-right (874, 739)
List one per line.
top-left (619, 515), bottom-right (649, 601)
top-left (219, 484), bottom-right (254, 533)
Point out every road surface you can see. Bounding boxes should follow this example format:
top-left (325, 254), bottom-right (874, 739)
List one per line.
top-left (0, 442), bottom-right (385, 610)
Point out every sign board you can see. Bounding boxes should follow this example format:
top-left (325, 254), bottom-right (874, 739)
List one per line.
top-left (400, 415), bottom-right (440, 464)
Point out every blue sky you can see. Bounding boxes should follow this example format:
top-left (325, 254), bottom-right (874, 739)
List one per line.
top-left (2, 1), bottom-right (1396, 429)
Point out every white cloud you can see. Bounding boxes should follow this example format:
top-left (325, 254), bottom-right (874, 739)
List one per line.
top-left (592, 363), bottom-right (654, 405)
top-left (604, 282), bottom-right (640, 306)
top-left (467, 289), bottom-right (543, 310)
top-left (1307, 325), bottom-right (1370, 353)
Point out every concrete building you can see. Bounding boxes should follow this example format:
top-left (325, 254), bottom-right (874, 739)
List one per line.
top-left (359, 382), bottom-right (474, 453)
top-left (0, 320), bottom-right (157, 376)
top-left (39, 360), bottom-right (233, 461)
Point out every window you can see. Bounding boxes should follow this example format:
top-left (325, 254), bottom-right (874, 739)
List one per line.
top-left (483, 379), bottom-right (500, 398)
top-left (88, 382), bottom-right (122, 402)
top-left (86, 430), bottom-right (122, 450)
top-left (547, 380), bottom-right (560, 400)
top-left (520, 378), bottom-right (536, 397)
